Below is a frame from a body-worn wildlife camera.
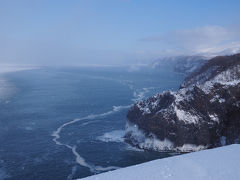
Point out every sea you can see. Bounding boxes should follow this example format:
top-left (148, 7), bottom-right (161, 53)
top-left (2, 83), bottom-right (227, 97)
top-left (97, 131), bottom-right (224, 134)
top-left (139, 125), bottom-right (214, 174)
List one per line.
top-left (0, 66), bottom-right (184, 180)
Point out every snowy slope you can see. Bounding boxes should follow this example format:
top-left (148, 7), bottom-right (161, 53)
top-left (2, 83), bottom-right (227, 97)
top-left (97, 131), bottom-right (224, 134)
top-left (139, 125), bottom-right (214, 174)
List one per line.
top-left (79, 144), bottom-right (240, 180)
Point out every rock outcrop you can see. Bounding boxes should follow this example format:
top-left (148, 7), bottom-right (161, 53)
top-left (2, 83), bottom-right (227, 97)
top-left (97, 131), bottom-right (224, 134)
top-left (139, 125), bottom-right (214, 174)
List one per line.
top-left (125, 54), bottom-right (240, 152)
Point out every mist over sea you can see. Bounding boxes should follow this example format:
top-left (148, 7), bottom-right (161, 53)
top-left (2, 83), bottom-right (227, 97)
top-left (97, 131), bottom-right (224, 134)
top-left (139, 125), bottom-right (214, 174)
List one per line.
top-left (0, 66), bottom-right (184, 180)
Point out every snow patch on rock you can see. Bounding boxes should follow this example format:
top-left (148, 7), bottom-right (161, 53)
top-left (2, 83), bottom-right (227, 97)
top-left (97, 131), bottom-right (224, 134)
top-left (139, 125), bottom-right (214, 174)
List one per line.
top-left (126, 122), bottom-right (206, 152)
top-left (198, 65), bottom-right (240, 94)
top-left (175, 144), bottom-right (206, 152)
top-left (209, 113), bottom-right (219, 122)
top-left (136, 103), bottom-right (151, 115)
top-left (174, 105), bottom-right (199, 124)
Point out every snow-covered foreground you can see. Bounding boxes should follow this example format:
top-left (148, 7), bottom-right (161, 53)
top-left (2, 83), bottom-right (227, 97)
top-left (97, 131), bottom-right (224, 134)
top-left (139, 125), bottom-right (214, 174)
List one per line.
top-left (79, 144), bottom-right (240, 180)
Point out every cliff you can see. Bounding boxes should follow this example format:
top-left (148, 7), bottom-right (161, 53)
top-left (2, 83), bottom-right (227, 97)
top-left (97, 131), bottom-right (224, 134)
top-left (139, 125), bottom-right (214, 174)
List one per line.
top-left (125, 54), bottom-right (240, 152)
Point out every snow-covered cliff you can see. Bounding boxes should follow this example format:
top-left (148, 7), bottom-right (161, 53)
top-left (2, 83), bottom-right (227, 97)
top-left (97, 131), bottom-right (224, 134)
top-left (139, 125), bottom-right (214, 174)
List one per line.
top-left (126, 54), bottom-right (240, 152)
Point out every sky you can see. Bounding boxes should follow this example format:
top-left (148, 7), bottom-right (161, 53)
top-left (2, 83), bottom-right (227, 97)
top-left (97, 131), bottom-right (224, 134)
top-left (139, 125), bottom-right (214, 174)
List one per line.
top-left (0, 0), bottom-right (240, 66)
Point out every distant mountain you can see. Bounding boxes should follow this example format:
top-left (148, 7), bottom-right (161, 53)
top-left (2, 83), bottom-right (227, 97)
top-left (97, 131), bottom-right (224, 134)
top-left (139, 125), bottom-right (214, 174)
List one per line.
top-left (125, 53), bottom-right (240, 152)
top-left (151, 56), bottom-right (209, 74)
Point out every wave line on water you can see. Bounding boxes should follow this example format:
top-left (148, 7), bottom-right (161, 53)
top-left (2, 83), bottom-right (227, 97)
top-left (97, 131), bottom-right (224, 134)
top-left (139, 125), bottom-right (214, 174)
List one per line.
top-left (51, 105), bottom-right (130, 175)
top-left (51, 85), bottom-right (157, 177)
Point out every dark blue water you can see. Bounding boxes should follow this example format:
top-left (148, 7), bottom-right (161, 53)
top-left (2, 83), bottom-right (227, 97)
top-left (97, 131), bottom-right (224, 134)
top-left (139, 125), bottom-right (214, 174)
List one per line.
top-left (0, 67), bottom-right (184, 180)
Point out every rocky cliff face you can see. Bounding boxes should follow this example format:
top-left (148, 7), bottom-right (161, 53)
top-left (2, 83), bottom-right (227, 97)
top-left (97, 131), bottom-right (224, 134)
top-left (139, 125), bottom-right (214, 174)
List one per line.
top-left (125, 54), bottom-right (240, 152)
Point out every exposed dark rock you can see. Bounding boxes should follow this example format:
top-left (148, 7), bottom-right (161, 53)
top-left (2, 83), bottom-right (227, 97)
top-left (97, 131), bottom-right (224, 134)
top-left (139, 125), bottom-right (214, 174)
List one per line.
top-left (125, 54), bottom-right (240, 152)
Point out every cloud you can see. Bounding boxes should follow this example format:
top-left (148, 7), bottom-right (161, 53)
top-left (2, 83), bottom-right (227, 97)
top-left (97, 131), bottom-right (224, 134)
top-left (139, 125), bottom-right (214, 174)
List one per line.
top-left (140, 25), bottom-right (240, 56)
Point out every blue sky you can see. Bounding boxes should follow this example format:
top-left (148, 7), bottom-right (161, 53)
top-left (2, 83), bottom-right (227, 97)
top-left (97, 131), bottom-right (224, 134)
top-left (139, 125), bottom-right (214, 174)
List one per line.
top-left (0, 0), bottom-right (240, 65)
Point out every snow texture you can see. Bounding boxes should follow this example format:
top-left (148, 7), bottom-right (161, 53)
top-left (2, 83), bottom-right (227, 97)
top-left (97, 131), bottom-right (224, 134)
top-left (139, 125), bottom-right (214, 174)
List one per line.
top-left (192, 65), bottom-right (240, 94)
top-left (174, 105), bottom-right (199, 124)
top-left (79, 144), bottom-right (240, 180)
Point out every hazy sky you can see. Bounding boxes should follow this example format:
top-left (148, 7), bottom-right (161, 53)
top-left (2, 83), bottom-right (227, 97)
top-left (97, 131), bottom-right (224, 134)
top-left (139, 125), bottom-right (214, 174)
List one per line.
top-left (1, 0), bottom-right (240, 66)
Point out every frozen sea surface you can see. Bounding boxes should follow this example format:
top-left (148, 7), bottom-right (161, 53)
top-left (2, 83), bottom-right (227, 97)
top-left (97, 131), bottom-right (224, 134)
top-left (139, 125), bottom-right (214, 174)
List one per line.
top-left (0, 66), bottom-right (184, 180)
